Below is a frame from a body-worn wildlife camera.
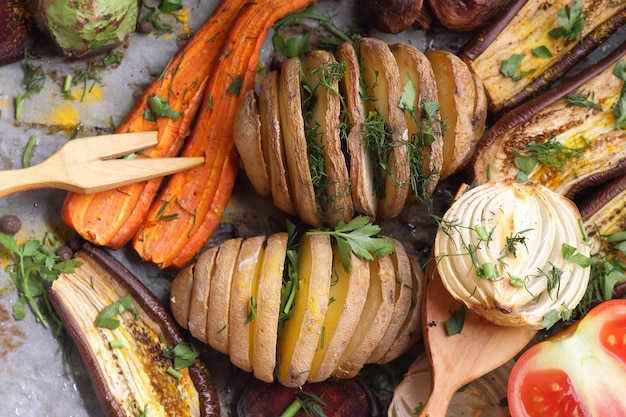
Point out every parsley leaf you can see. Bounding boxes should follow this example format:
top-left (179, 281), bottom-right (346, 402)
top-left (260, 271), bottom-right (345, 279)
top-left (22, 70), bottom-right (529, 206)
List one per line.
top-left (307, 216), bottom-right (396, 272)
top-left (500, 54), bottom-right (535, 81)
top-left (147, 94), bottom-right (182, 120)
top-left (445, 306), bottom-right (466, 336)
top-left (548, 0), bottom-right (586, 41)
top-left (612, 60), bottom-right (626, 129)
top-left (162, 343), bottom-right (199, 369)
top-left (94, 293), bottom-right (139, 330)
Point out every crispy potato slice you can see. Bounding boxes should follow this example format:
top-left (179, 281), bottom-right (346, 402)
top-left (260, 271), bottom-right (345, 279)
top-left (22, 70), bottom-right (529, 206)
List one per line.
top-left (333, 253), bottom-right (396, 379)
top-left (186, 246), bottom-right (218, 343)
top-left (229, 236), bottom-right (266, 372)
top-left (359, 37), bottom-right (410, 219)
top-left (252, 232), bottom-right (288, 383)
top-left (390, 43), bottom-right (443, 199)
top-left (426, 49), bottom-right (481, 179)
top-left (309, 249), bottom-right (370, 382)
top-left (301, 50), bottom-right (354, 225)
top-left (169, 264), bottom-right (194, 330)
top-left (336, 41), bottom-right (378, 218)
top-left (367, 237), bottom-right (413, 363)
top-left (259, 71), bottom-right (296, 215)
top-left (206, 237), bottom-right (243, 354)
top-left (279, 57), bottom-right (322, 227)
top-left (277, 233), bottom-right (332, 387)
top-left (379, 256), bottom-right (425, 363)
top-left (234, 90), bottom-right (271, 197)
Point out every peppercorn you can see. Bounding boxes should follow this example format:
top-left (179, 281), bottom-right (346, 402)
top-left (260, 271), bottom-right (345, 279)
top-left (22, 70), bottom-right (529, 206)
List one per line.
top-left (0, 214), bottom-right (22, 235)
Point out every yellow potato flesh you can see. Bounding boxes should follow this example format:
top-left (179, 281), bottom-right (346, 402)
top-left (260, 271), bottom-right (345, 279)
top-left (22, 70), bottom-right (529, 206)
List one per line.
top-left (277, 233), bottom-right (332, 387)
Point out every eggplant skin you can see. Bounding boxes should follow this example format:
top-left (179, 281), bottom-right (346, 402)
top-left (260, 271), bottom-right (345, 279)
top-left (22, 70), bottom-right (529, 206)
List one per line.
top-left (49, 243), bottom-right (221, 417)
top-left (31, 0), bottom-right (138, 58)
top-left (427, 0), bottom-right (506, 32)
top-left (0, 0), bottom-right (33, 65)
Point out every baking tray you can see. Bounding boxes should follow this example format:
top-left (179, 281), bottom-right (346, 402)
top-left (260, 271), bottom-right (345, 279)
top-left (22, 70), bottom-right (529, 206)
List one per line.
top-left (0, 1), bottom-right (624, 416)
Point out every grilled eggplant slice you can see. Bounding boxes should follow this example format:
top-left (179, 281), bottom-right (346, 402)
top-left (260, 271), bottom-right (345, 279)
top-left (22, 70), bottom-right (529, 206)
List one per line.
top-left (472, 41), bottom-right (626, 198)
top-left (461, 0), bottom-right (626, 115)
top-left (49, 243), bottom-right (220, 417)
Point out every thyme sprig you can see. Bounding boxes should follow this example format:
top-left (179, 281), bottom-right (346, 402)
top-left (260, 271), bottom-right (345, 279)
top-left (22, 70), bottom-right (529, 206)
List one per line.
top-left (15, 52), bottom-right (46, 120)
top-left (566, 90), bottom-right (602, 110)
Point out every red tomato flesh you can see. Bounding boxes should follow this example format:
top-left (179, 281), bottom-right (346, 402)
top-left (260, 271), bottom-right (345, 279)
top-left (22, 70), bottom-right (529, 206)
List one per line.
top-left (508, 299), bottom-right (626, 417)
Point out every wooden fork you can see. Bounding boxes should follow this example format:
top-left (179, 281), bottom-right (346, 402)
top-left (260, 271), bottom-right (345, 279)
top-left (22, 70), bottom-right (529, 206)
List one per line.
top-left (0, 131), bottom-right (204, 197)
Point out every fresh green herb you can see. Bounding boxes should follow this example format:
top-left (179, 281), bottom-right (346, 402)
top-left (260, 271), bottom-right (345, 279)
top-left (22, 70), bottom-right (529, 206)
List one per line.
top-left (510, 275), bottom-right (526, 288)
top-left (500, 54), bottom-right (535, 81)
top-left (102, 53), bottom-right (121, 66)
top-left (162, 343), bottom-right (199, 369)
top-left (15, 52), bottom-right (46, 120)
top-left (541, 309), bottom-right (561, 330)
top-left (308, 216), bottom-right (396, 272)
top-left (445, 306), bottom-right (466, 336)
top-left (147, 94), bottom-right (182, 120)
top-left (246, 296), bottom-right (257, 324)
top-left (227, 75), bottom-right (243, 95)
top-left (612, 60), bottom-right (626, 129)
top-left (139, 0), bottom-right (184, 35)
top-left (94, 293), bottom-right (139, 330)
top-left (109, 340), bottom-right (125, 349)
top-left (502, 229), bottom-right (531, 258)
top-left (362, 110), bottom-right (398, 199)
top-left (279, 388), bottom-right (327, 417)
top-left (562, 243), bottom-right (592, 267)
top-left (22, 136), bottom-right (37, 168)
top-left (279, 221), bottom-right (300, 338)
top-left (531, 45), bottom-right (553, 58)
top-left (62, 74), bottom-right (74, 99)
top-left (548, 0), bottom-right (586, 41)
top-left (513, 135), bottom-right (590, 182)
top-left (566, 90), bottom-right (602, 110)
top-left (167, 367), bottom-right (182, 379)
top-left (272, 32), bottom-right (312, 58)
top-left (2, 231), bottom-right (81, 335)
top-left (129, 401), bottom-right (148, 417)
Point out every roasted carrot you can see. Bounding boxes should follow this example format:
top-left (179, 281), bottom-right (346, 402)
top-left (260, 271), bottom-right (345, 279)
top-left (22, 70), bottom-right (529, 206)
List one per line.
top-left (133, 0), bottom-right (319, 268)
top-left (61, 0), bottom-right (247, 249)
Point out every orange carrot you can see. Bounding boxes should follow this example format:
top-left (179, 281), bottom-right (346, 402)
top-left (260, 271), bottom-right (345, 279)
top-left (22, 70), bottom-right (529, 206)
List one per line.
top-left (61, 0), bottom-right (247, 249)
top-left (133, 0), bottom-right (319, 268)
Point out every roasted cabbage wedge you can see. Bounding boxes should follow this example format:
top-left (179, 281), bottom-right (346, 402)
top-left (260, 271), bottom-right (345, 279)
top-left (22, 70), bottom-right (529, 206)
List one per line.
top-left (461, 0), bottom-right (626, 115)
top-left (472, 41), bottom-right (626, 199)
top-left (49, 243), bottom-right (220, 417)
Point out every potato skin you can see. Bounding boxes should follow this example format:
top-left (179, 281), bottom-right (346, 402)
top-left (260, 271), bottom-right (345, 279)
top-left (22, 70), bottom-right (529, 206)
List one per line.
top-left (427, 0), bottom-right (506, 31)
top-left (364, 0), bottom-right (424, 34)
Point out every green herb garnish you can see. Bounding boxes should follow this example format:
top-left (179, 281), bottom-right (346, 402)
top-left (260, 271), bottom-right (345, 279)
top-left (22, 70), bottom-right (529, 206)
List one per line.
top-left (22, 135), bottom-right (37, 168)
top-left (308, 216), bottom-right (396, 272)
top-left (531, 45), bottom-right (553, 58)
top-left (162, 343), bottom-right (199, 369)
top-left (548, 0), bottom-right (586, 41)
top-left (2, 231), bottom-right (81, 335)
top-left (500, 54), bottom-right (535, 81)
top-left (445, 306), bottom-right (466, 336)
top-left (279, 388), bottom-right (327, 417)
top-left (147, 94), bottom-right (182, 120)
top-left (566, 90), bottom-right (602, 110)
top-left (94, 293), bottom-right (139, 330)
top-left (612, 60), bottom-right (626, 129)
top-left (139, 0), bottom-right (183, 35)
top-left (15, 52), bottom-right (46, 120)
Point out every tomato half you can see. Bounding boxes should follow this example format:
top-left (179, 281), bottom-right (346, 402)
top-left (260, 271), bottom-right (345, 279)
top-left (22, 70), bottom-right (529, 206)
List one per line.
top-left (508, 299), bottom-right (626, 417)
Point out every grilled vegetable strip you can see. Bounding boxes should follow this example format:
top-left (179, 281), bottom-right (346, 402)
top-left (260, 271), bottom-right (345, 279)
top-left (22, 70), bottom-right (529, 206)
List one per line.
top-left (461, 0), bottom-right (626, 115)
top-left (49, 243), bottom-right (220, 417)
top-left (133, 0), bottom-right (319, 268)
top-left (61, 0), bottom-right (246, 250)
top-left (472, 41), bottom-right (626, 198)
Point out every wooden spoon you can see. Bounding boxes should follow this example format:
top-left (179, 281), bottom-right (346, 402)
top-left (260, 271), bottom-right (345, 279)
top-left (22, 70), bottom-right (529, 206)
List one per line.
top-left (418, 264), bottom-right (537, 416)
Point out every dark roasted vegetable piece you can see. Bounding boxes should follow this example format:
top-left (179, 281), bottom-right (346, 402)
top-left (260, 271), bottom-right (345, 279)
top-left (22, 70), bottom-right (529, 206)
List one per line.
top-left (236, 376), bottom-right (382, 417)
top-left (427, 0), bottom-right (506, 31)
top-left (460, 0), bottom-right (626, 115)
top-left (364, 0), bottom-right (424, 34)
top-left (471, 40), bottom-right (626, 199)
top-left (49, 243), bottom-right (220, 417)
top-left (0, 0), bottom-right (33, 65)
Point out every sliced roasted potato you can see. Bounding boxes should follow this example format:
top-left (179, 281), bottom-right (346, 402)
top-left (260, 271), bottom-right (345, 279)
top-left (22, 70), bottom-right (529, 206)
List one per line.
top-left (186, 246), bottom-right (218, 343)
top-left (390, 42), bottom-right (443, 199)
top-left (333, 253), bottom-right (396, 379)
top-left (259, 71), bottom-right (296, 215)
top-left (359, 37), bottom-right (410, 219)
top-left (336, 41), bottom-right (378, 218)
top-left (367, 237), bottom-right (413, 363)
top-left (234, 90), bottom-right (271, 197)
top-left (461, 0), bottom-right (626, 115)
top-left (252, 232), bottom-right (288, 383)
top-left (379, 256), bottom-right (424, 363)
top-left (472, 43), bottom-right (626, 198)
top-left (206, 237), bottom-right (242, 355)
top-left (426, 49), bottom-right (483, 179)
top-left (309, 249), bottom-right (370, 382)
top-left (279, 57), bottom-right (322, 227)
top-left (302, 50), bottom-right (354, 225)
top-left (276, 233), bottom-right (332, 387)
top-left (229, 236), bottom-right (265, 372)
